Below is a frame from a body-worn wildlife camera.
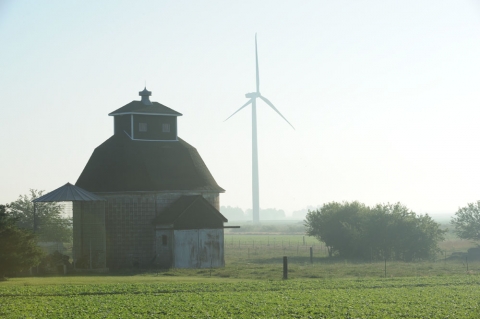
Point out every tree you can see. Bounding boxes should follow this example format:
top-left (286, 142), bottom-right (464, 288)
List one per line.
top-left (8, 190), bottom-right (72, 242)
top-left (305, 201), bottom-right (445, 261)
top-left (0, 205), bottom-right (44, 280)
top-left (367, 203), bottom-right (445, 261)
top-left (304, 201), bottom-right (369, 257)
top-left (451, 201), bottom-right (480, 242)
top-left (220, 206), bottom-right (247, 220)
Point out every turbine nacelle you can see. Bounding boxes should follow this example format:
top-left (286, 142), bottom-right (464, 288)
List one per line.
top-left (245, 92), bottom-right (260, 98)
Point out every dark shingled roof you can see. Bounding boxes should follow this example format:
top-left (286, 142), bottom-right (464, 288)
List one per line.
top-left (75, 134), bottom-right (224, 193)
top-left (108, 101), bottom-right (183, 116)
top-left (153, 195), bottom-right (227, 229)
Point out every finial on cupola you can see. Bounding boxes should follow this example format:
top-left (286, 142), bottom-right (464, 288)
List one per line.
top-left (139, 87), bottom-right (152, 105)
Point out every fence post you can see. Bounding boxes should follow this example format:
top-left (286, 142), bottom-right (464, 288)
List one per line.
top-left (384, 258), bottom-right (387, 278)
top-left (283, 256), bottom-right (288, 279)
top-left (89, 240), bottom-right (92, 269)
top-left (310, 247), bottom-right (313, 264)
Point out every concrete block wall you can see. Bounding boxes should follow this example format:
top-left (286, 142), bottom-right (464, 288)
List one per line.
top-left (97, 191), bottom-right (220, 269)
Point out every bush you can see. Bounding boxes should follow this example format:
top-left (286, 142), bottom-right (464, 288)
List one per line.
top-left (305, 202), bottom-right (445, 261)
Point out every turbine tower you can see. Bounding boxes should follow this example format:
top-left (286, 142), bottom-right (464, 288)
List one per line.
top-left (225, 34), bottom-right (294, 223)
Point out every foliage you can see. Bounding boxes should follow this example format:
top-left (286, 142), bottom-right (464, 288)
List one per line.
top-left (0, 205), bottom-right (44, 279)
top-left (38, 251), bottom-right (71, 273)
top-left (221, 206), bottom-right (287, 220)
top-left (305, 201), bottom-right (445, 261)
top-left (451, 201), bottom-right (480, 242)
top-left (220, 205), bottom-right (246, 220)
top-left (8, 189), bottom-right (72, 242)
top-left (1, 277), bottom-right (480, 318)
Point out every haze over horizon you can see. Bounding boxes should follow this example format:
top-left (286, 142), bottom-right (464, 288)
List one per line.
top-left (1, 1), bottom-right (480, 218)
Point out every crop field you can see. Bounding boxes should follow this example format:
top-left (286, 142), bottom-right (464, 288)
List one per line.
top-left (2, 230), bottom-right (478, 317)
top-left (1, 275), bottom-right (480, 318)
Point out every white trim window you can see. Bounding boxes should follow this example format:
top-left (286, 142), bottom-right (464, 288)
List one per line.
top-left (139, 123), bottom-right (147, 132)
top-left (162, 123), bottom-right (170, 133)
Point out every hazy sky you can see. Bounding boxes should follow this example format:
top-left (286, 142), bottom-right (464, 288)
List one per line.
top-left (1, 1), bottom-right (480, 217)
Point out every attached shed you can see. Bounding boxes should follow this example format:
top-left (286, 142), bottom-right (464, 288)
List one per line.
top-left (32, 183), bottom-right (107, 270)
top-left (153, 195), bottom-right (227, 269)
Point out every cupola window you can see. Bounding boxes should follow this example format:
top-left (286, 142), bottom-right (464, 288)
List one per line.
top-left (162, 123), bottom-right (170, 133)
top-left (139, 123), bottom-right (147, 132)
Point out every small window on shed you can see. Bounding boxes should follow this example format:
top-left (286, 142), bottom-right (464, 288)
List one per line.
top-left (139, 123), bottom-right (147, 132)
top-left (162, 123), bottom-right (170, 133)
top-left (162, 235), bottom-right (168, 246)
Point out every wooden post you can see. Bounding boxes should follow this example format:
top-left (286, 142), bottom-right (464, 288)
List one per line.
top-left (466, 256), bottom-right (469, 271)
top-left (310, 247), bottom-right (313, 264)
top-left (384, 258), bottom-right (387, 278)
top-left (303, 236), bottom-right (305, 245)
top-left (89, 239), bottom-right (92, 269)
top-left (283, 256), bottom-right (288, 280)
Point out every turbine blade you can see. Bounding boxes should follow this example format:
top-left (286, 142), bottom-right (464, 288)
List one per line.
top-left (255, 33), bottom-right (260, 93)
top-left (259, 95), bottom-right (295, 130)
top-left (224, 99), bottom-right (253, 122)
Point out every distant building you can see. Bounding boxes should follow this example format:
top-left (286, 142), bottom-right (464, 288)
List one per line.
top-left (74, 88), bottom-right (226, 269)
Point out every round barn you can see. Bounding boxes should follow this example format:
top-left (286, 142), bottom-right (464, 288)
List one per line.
top-left (75, 88), bottom-right (227, 269)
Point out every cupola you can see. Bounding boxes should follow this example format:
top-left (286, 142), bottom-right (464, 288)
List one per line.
top-left (108, 88), bottom-right (182, 141)
top-left (139, 87), bottom-right (152, 105)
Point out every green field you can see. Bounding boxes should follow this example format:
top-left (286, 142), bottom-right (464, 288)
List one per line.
top-left (2, 232), bottom-right (479, 317)
top-left (1, 276), bottom-right (480, 318)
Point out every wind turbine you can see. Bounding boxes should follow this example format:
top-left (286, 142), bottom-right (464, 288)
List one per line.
top-left (225, 34), bottom-right (294, 223)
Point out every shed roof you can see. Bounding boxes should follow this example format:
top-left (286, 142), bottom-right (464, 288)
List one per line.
top-left (108, 101), bottom-right (182, 116)
top-left (154, 195), bottom-right (227, 229)
top-left (75, 134), bottom-right (225, 193)
top-left (32, 183), bottom-right (105, 202)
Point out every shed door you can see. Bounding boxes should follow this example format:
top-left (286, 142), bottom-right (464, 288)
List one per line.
top-left (174, 230), bottom-right (199, 268)
top-left (198, 229), bottom-right (224, 268)
top-left (155, 230), bottom-right (173, 268)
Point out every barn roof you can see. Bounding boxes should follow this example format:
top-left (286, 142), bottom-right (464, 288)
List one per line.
top-left (32, 183), bottom-right (105, 202)
top-left (108, 101), bottom-right (182, 116)
top-left (153, 195), bottom-right (227, 229)
top-left (75, 134), bottom-right (225, 193)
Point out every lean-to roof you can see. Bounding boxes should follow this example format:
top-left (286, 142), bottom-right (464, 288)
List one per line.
top-left (33, 183), bottom-right (105, 202)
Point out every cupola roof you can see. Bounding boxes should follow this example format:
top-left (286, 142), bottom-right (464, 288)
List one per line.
top-left (109, 88), bottom-right (182, 117)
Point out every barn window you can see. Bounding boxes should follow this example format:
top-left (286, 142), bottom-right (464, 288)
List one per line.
top-left (162, 235), bottom-right (168, 246)
top-left (139, 123), bottom-right (147, 132)
top-left (162, 123), bottom-right (170, 133)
